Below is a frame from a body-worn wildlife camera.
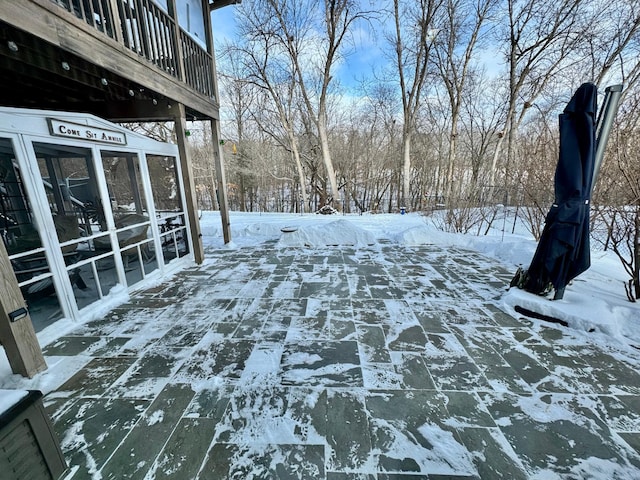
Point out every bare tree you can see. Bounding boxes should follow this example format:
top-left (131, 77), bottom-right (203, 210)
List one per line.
top-left (229, 1), bottom-right (312, 212)
top-left (460, 75), bottom-right (505, 192)
top-left (490, 0), bottom-right (593, 200)
top-left (264, 0), bottom-right (371, 209)
top-left (432, 0), bottom-right (497, 203)
top-left (585, 0), bottom-right (640, 300)
top-left (388, 0), bottom-right (443, 209)
top-left (592, 85), bottom-right (640, 301)
top-left (586, 0), bottom-right (640, 88)
top-left (217, 67), bottom-right (256, 211)
top-left (208, 0), bottom-right (640, 286)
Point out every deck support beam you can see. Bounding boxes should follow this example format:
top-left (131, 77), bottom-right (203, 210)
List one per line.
top-left (210, 119), bottom-right (231, 244)
top-left (173, 102), bottom-right (205, 264)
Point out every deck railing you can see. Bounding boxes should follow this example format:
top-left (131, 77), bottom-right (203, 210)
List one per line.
top-left (180, 30), bottom-right (215, 98)
top-left (51, 0), bottom-right (215, 99)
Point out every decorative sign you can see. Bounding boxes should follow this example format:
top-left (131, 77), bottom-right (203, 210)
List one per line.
top-left (47, 118), bottom-right (127, 145)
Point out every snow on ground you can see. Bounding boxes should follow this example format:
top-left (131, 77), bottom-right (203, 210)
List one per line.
top-left (2, 209), bottom-right (637, 393)
top-left (0, 212), bottom-right (640, 391)
top-left (202, 210), bottom-right (639, 347)
top-left (1, 209), bottom-right (638, 479)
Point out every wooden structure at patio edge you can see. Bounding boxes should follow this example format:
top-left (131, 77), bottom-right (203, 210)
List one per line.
top-left (0, 241), bottom-right (47, 378)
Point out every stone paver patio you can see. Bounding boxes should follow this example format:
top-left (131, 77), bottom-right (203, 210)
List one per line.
top-left (39, 242), bottom-right (640, 479)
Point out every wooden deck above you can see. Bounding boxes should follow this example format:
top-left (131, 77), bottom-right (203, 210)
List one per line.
top-left (0, 0), bottom-right (220, 122)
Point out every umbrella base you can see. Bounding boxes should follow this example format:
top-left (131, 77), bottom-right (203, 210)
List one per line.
top-left (509, 266), bottom-right (560, 298)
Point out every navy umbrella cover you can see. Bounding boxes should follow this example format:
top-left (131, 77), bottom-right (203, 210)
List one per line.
top-left (522, 82), bottom-right (598, 296)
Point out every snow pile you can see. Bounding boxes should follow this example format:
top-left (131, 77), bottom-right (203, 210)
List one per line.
top-left (393, 224), bottom-right (465, 247)
top-left (200, 216), bottom-right (283, 241)
top-left (277, 219), bottom-right (376, 247)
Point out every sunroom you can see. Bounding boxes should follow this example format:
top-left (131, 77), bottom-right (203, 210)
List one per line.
top-left (0, 107), bottom-right (193, 333)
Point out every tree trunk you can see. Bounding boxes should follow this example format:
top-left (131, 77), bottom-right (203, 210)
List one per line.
top-left (402, 132), bottom-right (411, 208)
top-left (318, 109), bottom-right (339, 206)
top-left (444, 117), bottom-right (458, 202)
top-left (289, 131), bottom-right (308, 213)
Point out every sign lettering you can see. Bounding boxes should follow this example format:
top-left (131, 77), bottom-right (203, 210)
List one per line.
top-left (47, 118), bottom-right (127, 145)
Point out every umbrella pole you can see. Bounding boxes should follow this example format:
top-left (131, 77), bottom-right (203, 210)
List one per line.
top-left (553, 286), bottom-right (565, 300)
top-left (592, 84), bottom-right (623, 195)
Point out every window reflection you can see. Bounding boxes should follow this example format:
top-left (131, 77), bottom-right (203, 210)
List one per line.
top-left (102, 151), bottom-right (147, 216)
top-left (35, 143), bottom-right (100, 245)
top-left (147, 154), bottom-right (181, 211)
top-left (30, 143), bottom-right (130, 319)
top-left (101, 150), bottom-right (157, 277)
top-left (1, 135), bottom-right (192, 331)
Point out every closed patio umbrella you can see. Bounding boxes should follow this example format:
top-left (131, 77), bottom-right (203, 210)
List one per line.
top-left (511, 83), bottom-right (622, 299)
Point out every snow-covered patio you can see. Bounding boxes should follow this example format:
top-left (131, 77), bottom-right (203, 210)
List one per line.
top-left (3, 211), bottom-right (640, 479)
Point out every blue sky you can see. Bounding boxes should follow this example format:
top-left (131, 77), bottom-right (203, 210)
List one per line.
top-left (210, 6), bottom-right (236, 46)
top-left (210, 4), bottom-right (504, 94)
top-left (210, 4), bottom-right (386, 91)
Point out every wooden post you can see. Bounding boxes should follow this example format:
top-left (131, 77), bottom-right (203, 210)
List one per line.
top-left (203, 0), bottom-right (231, 243)
top-left (210, 119), bottom-right (232, 244)
top-left (0, 241), bottom-right (47, 378)
top-left (172, 102), bottom-right (205, 264)
top-left (106, 0), bottom-right (122, 42)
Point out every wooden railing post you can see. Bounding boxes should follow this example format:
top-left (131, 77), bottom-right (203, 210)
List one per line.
top-left (0, 241), bottom-right (47, 378)
top-left (167, 0), bottom-right (187, 83)
top-left (107, 0), bottom-right (122, 42)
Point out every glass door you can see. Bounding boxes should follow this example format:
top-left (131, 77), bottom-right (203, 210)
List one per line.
top-left (146, 154), bottom-right (190, 264)
top-left (100, 150), bottom-right (157, 285)
top-left (33, 142), bottom-right (122, 312)
top-left (1, 137), bottom-right (65, 331)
